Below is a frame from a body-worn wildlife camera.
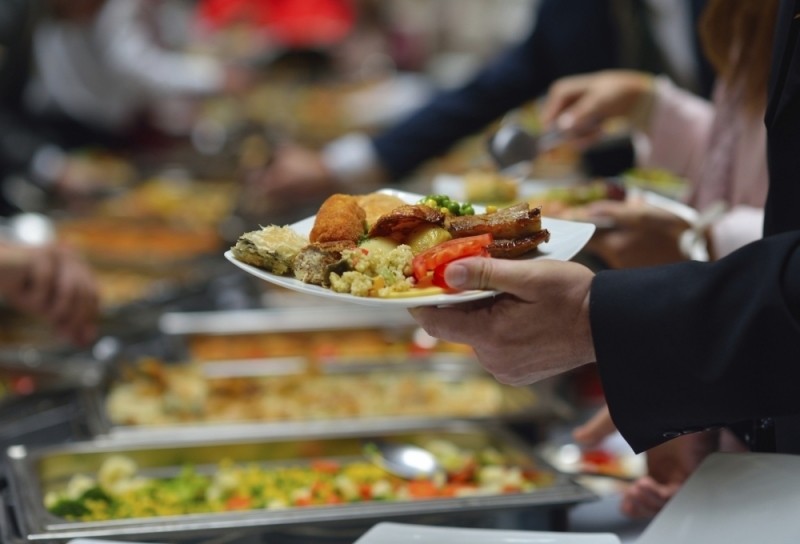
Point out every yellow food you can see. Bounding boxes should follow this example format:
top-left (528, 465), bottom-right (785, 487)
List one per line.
top-left (105, 359), bottom-right (522, 426)
top-left (380, 287), bottom-right (448, 299)
top-left (329, 246), bottom-right (415, 297)
top-left (406, 225), bottom-right (452, 255)
top-left (359, 236), bottom-right (399, 255)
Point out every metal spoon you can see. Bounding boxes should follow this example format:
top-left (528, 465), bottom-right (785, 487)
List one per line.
top-left (365, 441), bottom-right (443, 480)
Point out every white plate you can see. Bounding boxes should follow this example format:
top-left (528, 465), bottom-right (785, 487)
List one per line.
top-left (354, 522), bottom-right (621, 544)
top-left (226, 189), bottom-right (595, 308)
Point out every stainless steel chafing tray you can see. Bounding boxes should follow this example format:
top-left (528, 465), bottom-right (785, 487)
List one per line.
top-left (5, 423), bottom-right (594, 542)
top-left (80, 356), bottom-right (571, 442)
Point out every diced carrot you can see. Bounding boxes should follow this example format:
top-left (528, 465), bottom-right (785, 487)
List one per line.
top-left (225, 496), bottom-right (252, 510)
top-left (294, 497), bottom-right (313, 507)
top-left (407, 480), bottom-right (439, 498)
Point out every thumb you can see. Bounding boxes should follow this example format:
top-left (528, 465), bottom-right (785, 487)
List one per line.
top-left (443, 257), bottom-right (539, 298)
top-left (573, 405), bottom-right (617, 447)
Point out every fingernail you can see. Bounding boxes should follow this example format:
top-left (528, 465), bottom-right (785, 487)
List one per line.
top-left (557, 113), bottom-right (575, 131)
top-left (445, 263), bottom-right (467, 288)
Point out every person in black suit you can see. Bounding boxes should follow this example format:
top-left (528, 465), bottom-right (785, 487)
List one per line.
top-left (257, 0), bottom-right (713, 201)
top-left (410, 0), bottom-right (800, 461)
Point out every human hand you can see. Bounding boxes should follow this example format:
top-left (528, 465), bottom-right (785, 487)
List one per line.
top-left (409, 258), bottom-right (596, 386)
top-left (541, 71), bottom-right (654, 147)
top-left (0, 244), bottom-right (98, 346)
top-left (583, 199), bottom-right (690, 269)
top-left (250, 144), bottom-right (336, 204)
top-left (573, 404), bottom-right (713, 519)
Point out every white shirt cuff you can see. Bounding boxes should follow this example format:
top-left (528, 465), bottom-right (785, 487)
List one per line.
top-left (321, 133), bottom-right (380, 185)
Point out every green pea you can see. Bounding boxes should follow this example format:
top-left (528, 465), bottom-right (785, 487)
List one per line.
top-left (434, 195), bottom-right (449, 205)
top-left (460, 203), bottom-right (475, 215)
top-left (447, 201), bottom-right (461, 215)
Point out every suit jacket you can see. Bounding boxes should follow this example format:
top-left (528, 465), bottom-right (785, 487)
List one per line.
top-left (371, 0), bottom-right (713, 181)
top-left (591, 0), bottom-right (800, 454)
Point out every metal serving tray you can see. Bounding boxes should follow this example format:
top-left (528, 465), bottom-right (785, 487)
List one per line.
top-left (81, 356), bottom-right (570, 442)
top-left (5, 423), bottom-right (594, 542)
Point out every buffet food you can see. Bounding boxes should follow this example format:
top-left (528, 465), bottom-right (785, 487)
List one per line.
top-left (231, 192), bottom-right (550, 298)
top-left (45, 439), bottom-right (554, 521)
top-left (187, 330), bottom-right (473, 362)
top-left (59, 220), bottom-right (221, 263)
top-left (97, 178), bottom-right (240, 229)
top-left (105, 358), bottom-right (530, 426)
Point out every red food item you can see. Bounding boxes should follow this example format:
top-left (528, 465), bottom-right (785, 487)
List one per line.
top-left (412, 234), bottom-right (493, 282)
top-left (582, 450), bottom-right (615, 467)
top-left (294, 497), bottom-right (313, 507)
top-left (225, 496), bottom-right (252, 510)
top-left (359, 484), bottom-right (372, 501)
top-left (407, 480), bottom-right (439, 498)
top-left (311, 460), bottom-right (341, 474)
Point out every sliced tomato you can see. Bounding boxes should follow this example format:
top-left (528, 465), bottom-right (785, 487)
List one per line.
top-left (412, 234), bottom-right (493, 281)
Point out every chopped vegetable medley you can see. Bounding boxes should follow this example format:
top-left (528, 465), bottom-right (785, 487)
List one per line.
top-left (45, 440), bottom-right (553, 521)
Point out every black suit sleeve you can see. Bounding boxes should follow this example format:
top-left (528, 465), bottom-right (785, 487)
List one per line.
top-left (371, 0), bottom-right (618, 180)
top-left (590, 232), bottom-right (800, 453)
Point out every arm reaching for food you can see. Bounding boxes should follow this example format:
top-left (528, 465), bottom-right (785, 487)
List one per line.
top-left (573, 404), bottom-right (717, 519)
top-left (0, 244), bottom-right (98, 346)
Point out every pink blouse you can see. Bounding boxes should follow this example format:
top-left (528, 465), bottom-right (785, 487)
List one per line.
top-left (635, 77), bottom-right (768, 259)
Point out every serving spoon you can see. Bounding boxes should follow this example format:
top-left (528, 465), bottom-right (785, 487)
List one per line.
top-left (365, 441), bottom-right (443, 480)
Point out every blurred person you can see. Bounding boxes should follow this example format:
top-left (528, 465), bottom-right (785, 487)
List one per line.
top-left (255, 0), bottom-right (714, 203)
top-left (0, 242), bottom-right (98, 347)
top-left (0, 0), bottom-right (247, 209)
top-left (534, 0), bottom-right (778, 518)
top-left (542, 0), bottom-right (775, 269)
top-left (409, 0), bottom-right (800, 523)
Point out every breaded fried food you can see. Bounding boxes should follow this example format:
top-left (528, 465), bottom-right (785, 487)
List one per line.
top-left (309, 194), bottom-right (366, 244)
top-left (294, 240), bottom-right (356, 285)
top-left (231, 226), bottom-right (308, 275)
top-left (368, 205), bottom-right (445, 240)
top-left (355, 193), bottom-right (406, 227)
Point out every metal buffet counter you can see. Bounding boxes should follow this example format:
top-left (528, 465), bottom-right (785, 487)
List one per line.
top-left (0, 305), bottom-right (592, 544)
top-left (3, 422), bottom-right (593, 544)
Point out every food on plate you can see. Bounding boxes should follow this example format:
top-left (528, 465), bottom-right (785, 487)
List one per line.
top-left (485, 230), bottom-right (552, 259)
top-left (533, 180), bottom-right (625, 217)
top-left (309, 194), bottom-right (366, 244)
top-left (45, 440), bottom-right (554, 521)
top-left (231, 192), bottom-right (550, 298)
top-left (355, 193), bottom-right (406, 226)
top-left (367, 205), bottom-right (445, 239)
top-left (447, 203), bottom-right (542, 240)
top-left (294, 240), bottom-right (356, 285)
top-left (329, 245), bottom-right (416, 297)
top-left (418, 194), bottom-right (475, 216)
top-left (412, 234), bottom-right (492, 289)
top-left (105, 359), bottom-right (532, 426)
top-left (405, 224), bottom-right (452, 255)
top-left (231, 226), bottom-right (308, 275)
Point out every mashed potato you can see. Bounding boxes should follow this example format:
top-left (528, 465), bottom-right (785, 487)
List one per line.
top-left (329, 245), bottom-right (415, 297)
